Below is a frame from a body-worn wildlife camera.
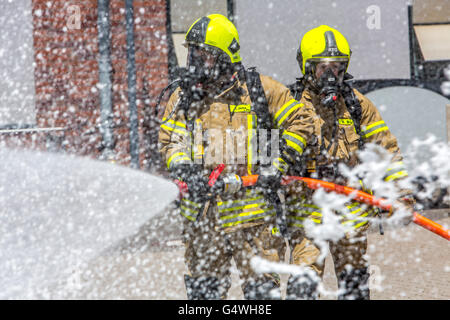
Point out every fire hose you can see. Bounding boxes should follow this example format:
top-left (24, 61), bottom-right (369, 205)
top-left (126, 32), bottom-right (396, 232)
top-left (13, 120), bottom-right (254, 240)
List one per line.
top-left (241, 175), bottom-right (450, 241)
top-left (175, 172), bottom-right (449, 241)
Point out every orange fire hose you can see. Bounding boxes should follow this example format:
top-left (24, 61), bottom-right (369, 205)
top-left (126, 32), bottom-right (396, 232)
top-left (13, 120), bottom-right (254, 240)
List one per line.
top-left (240, 175), bottom-right (450, 241)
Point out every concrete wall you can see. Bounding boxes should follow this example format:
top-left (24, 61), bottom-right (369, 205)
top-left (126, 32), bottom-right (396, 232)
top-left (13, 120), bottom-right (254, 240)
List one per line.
top-left (235, 0), bottom-right (411, 85)
top-left (366, 86), bottom-right (449, 153)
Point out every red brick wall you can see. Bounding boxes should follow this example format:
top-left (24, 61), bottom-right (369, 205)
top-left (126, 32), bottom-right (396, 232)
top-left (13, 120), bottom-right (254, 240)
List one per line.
top-left (26, 0), bottom-right (169, 169)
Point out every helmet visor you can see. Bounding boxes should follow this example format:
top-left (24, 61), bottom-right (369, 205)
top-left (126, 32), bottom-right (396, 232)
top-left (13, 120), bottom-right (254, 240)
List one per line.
top-left (313, 60), bottom-right (347, 80)
top-left (186, 45), bottom-right (221, 83)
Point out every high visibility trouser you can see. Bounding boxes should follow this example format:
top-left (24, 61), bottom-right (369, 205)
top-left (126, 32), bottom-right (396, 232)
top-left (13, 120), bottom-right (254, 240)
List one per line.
top-left (287, 196), bottom-right (372, 287)
top-left (285, 196), bottom-right (377, 231)
top-left (179, 197), bottom-right (203, 222)
top-left (179, 190), bottom-right (277, 229)
top-left (181, 197), bottom-right (286, 300)
top-left (217, 189), bottom-right (276, 229)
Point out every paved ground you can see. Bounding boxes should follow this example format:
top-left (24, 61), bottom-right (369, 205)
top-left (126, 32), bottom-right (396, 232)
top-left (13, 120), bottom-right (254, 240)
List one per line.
top-left (60, 209), bottom-right (450, 300)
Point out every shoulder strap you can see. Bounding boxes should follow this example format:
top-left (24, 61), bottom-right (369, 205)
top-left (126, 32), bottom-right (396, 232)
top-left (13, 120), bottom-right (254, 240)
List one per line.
top-left (288, 78), bottom-right (305, 101)
top-left (245, 67), bottom-right (274, 169)
top-left (245, 67), bottom-right (271, 130)
top-left (342, 82), bottom-right (364, 149)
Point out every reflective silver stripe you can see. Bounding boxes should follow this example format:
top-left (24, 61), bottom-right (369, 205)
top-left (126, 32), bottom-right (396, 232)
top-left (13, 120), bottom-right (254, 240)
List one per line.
top-left (161, 118), bottom-right (189, 136)
top-left (340, 203), bottom-right (376, 229)
top-left (179, 198), bottom-right (201, 221)
top-left (282, 130), bottom-right (306, 156)
top-left (167, 152), bottom-right (192, 169)
top-left (361, 121), bottom-right (388, 138)
top-left (218, 197), bottom-right (265, 213)
top-left (220, 208), bottom-right (276, 227)
top-left (272, 157), bottom-right (289, 174)
top-left (286, 199), bottom-right (375, 229)
top-left (386, 161), bottom-right (406, 172)
top-left (341, 209), bottom-right (374, 229)
top-left (217, 190), bottom-right (265, 211)
top-left (218, 190), bottom-right (275, 227)
top-left (288, 207), bottom-right (322, 217)
top-left (274, 100), bottom-right (301, 127)
top-left (287, 200), bottom-right (321, 212)
top-left (247, 114), bottom-right (257, 175)
top-left (384, 168), bottom-right (408, 181)
top-left (287, 198), bottom-right (322, 226)
top-left (384, 161), bottom-right (408, 181)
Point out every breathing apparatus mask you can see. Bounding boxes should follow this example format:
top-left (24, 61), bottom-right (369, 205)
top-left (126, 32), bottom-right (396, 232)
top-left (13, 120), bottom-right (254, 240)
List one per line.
top-left (312, 60), bottom-right (347, 108)
top-left (153, 45), bottom-right (238, 126)
top-left (181, 44), bottom-right (236, 102)
top-left (154, 14), bottom-right (242, 125)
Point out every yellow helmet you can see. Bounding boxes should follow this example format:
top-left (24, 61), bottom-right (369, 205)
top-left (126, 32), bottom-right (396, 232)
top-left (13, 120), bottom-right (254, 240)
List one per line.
top-left (297, 25), bottom-right (351, 75)
top-left (184, 14), bottom-right (241, 64)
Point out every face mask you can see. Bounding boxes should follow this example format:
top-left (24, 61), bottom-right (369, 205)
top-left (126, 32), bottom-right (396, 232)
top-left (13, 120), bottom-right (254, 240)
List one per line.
top-left (313, 60), bottom-right (347, 107)
top-left (179, 46), bottom-right (215, 101)
top-left (316, 67), bottom-right (340, 108)
top-left (183, 46), bottom-right (236, 98)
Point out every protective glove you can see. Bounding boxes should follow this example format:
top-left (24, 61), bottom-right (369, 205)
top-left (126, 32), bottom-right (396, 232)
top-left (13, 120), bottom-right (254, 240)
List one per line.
top-left (388, 197), bottom-right (416, 227)
top-left (256, 161), bottom-right (289, 237)
top-left (171, 164), bottom-right (209, 202)
top-left (256, 164), bottom-right (283, 203)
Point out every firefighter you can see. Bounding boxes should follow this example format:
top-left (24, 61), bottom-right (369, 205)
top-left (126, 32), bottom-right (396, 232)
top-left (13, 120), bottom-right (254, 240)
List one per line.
top-left (158, 14), bottom-right (316, 299)
top-left (285, 25), bottom-right (415, 300)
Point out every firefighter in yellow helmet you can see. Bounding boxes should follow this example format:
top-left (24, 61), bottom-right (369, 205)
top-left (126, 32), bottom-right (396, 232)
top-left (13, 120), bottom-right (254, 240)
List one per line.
top-left (158, 14), bottom-right (317, 299)
top-left (285, 25), bottom-right (415, 299)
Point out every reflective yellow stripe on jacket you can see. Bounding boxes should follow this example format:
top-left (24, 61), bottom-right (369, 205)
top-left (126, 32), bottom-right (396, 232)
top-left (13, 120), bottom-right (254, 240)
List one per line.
top-left (247, 114), bottom-right (257, 175)
top-left (179, 198), bottom-right (202, 221)
top-left (274, 99), bottom-right (303, 128)
top-left (286, 200), bottom-right (322, 228)
top-left (282, 130), bottom-right (306, 157)
top-left (161, 118), bottom-right (189, 136)
top-left (272, 157), bottom-right (289, 174)
top-left (286, 197), bottom-right (376, 230)
top-left (167, 152), bottom-right (192, 169)
top-left (340, 202), bottom-right (377, 229)
top-left (217, 190), bottom-right (275, 228)
top-left (361, 120), bottom-right (388, 139)
top-left (384, 161), bottom-right (408, 182)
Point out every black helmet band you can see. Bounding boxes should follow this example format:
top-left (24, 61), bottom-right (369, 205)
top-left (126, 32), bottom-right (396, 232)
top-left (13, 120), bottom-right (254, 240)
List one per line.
top-left (312, 31), bottom-right (348, 58)
top-left (185, 16), bottom-right (210, 44)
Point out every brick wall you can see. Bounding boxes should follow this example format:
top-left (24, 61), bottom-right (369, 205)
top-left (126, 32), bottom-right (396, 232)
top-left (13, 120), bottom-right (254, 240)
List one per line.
top-left (23, 0), bottom-right (169, 169)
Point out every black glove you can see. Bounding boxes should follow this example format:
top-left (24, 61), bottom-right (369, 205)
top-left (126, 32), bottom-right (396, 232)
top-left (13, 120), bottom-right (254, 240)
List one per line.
top-left (171, 164), bottom-right (209, 202)
top-left (256, 166), bottom-right (283, 203)
top-left (256, 163), bottom-right (289, 237)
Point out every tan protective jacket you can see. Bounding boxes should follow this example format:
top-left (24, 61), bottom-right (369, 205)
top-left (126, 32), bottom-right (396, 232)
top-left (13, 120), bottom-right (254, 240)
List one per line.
top-left (159, 73), bottom-right (316, 232)
top-left (303, 88), bottom-right (407, 179)
top-left (286, 87), bottom-right (411, 230)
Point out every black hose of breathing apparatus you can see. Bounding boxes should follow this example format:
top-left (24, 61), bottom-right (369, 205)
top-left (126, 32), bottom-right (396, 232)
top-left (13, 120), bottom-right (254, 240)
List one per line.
top-left (152, 78), bottom-right (184, 125)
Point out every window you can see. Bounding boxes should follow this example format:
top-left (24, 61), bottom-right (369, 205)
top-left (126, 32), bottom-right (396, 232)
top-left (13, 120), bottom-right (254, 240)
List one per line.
top-left (414, 25), bottom-right (450, 61)
top-left (413, 0), bottom-right (450, 61)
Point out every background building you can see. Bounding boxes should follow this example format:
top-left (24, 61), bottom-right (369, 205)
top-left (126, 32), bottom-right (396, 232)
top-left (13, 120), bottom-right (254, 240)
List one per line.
top-left (0, 0), bottom-right (449, 171)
